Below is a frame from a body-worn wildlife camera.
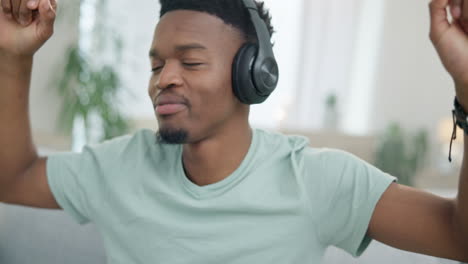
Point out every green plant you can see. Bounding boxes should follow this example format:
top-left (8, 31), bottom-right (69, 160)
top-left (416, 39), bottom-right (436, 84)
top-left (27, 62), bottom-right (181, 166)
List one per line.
top-left (53, 0), bottom-right (129, 143)
top-left (325, 93), bottom-right (337, 109)
top-left (374, 123), bottom-right (428, 186)
top-left (56, 46), bottom-right (129, 141)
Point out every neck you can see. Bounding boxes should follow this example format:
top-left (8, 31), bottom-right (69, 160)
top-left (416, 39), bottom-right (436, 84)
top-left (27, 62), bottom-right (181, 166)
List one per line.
top-left (182, 121), bottom-right (253, 186)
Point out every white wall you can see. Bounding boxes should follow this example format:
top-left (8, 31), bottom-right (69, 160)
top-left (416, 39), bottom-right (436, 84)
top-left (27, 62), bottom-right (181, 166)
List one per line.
top-left (368, 0), bottom-right (454, 159)
top-left (370, 0), bottom-right (453, 133)
top-left (30, 1), bottom-right (80, 148)
top-left (287, 0), bottom-right (364, 131)
top-left (341, 0), bottom-right (385, 135)
top-left (107, 0), bottom-right (160, 122)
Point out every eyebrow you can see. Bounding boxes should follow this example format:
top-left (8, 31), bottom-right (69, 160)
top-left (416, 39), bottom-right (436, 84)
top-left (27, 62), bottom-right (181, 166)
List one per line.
top-left (149, 43), bottom-right (208, 58)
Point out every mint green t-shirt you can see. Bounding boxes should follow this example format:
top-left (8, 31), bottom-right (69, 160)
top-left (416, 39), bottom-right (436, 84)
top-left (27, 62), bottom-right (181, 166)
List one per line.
top-left (47, 128), bottom-right (396, 263)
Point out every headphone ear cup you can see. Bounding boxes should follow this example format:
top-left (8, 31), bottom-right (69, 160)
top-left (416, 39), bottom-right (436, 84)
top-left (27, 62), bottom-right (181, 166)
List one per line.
top-left (232, 43), bottom-right (266, 104)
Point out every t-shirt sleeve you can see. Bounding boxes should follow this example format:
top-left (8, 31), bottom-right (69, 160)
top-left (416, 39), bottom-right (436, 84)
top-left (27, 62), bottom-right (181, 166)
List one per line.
top-left (303, 148), bottom-right (397, 257)
top-left (47, 150), bottom-right (97, 224)
top-left (46, 133), bottom-right (138, 225)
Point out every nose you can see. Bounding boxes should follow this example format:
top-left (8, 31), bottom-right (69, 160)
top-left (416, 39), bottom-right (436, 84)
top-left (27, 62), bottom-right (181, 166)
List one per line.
top-left (154, 61), bottom-right (184, 91)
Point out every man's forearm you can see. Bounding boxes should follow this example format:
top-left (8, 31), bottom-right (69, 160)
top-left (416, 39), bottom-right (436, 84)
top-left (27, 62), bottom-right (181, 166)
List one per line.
top-left (0, 54), bottom-right (38, 191)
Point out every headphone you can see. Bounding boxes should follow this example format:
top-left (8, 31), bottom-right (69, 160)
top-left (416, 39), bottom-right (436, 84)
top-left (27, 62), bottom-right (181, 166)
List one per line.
top-left (232, 0), bottom-right (279, 105)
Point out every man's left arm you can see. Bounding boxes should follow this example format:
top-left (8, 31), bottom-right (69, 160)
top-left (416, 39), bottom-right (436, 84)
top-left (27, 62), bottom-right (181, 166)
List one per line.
top-left (368, 0), bottom-right (468, 261)
top-left (368, 182), bottom-right (468, 261)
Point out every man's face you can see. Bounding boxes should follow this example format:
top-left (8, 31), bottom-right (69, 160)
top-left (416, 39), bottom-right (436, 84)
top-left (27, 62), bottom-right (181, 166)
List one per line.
top-left (148, 10), bottom-right (247, 144)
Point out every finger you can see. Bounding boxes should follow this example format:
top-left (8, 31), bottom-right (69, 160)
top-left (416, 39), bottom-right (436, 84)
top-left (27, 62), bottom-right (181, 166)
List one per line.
top-left (48, 0), bottom-right (56, 15)
top-left (429, 0), bottom-right (451, 44)
top-left (11, 0), bottom-right (21, 22)
top-left (26, 0), bottom-right (39, 22)
top-left (18, 0), bottom-right (32, 25)
top-left (37, 0), bottom-right (56, 39)
top-left (27, 0), bottom-right (39, 10)
top-left (450, 0), bottom-right (462, 19)
top-left (461, 0), bottom-right (468, 30)
top-left (1, 0), bottom-right (13, 19)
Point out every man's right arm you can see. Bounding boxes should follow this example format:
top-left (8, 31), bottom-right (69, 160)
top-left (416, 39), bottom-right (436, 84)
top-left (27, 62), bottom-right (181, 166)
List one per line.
top-left (0, 0), bottom-right (60, 209)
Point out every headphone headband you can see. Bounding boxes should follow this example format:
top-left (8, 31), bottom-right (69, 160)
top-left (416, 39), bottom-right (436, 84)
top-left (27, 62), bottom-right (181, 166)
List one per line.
top-left (242, 0), bottom-right (271, 59)
top-left (242, 0), bottom-right (279, 95)
top-left (232, 0), bottom-right (279, 104)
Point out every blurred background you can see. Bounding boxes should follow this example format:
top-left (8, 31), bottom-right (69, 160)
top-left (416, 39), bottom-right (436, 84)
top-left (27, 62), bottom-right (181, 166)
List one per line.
top-left (1, 0), bottom-right (464, 263)
top-left (32, 0), bottom-right (463, 189)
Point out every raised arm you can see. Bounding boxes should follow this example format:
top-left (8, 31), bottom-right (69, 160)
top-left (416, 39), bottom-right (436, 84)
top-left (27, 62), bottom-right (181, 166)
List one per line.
top-left (367, 0), bottom-right (468, 261)
top-left (0, 0), bottom-right (60, 209)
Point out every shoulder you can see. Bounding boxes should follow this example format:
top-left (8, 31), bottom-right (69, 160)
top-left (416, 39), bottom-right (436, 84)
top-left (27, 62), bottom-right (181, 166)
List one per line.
top-left (85, 129), bottom-right (153, 152)
top-left (79, 129), bottom-right (180, 163)
top-left (301, 147), bottom-right (395, 192)
top-left (254, 129), bottom-right (365, 169)
top-left (299, 146), bottom-right (388, 185)
top-left (85, 129), bottom-right (174, 152)
top-left (254, 128), bottom-right (310, 151)
top-left (302, 147), bottom-right (363, 167)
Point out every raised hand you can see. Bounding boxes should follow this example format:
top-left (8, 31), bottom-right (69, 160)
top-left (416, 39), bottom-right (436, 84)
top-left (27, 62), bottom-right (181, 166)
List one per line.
top-left (430, 0), bottom-right (468, 106)
top-left (0, 0), bottom-right (57, 58)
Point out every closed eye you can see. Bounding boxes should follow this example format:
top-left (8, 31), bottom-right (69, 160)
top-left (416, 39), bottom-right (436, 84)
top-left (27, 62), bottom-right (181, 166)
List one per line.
top-left (151, 63), bottom-right (204, 73)
top-left (151, 66), bottom-right (163, 73)
top-left (183, 63), bottom-right (203, 67)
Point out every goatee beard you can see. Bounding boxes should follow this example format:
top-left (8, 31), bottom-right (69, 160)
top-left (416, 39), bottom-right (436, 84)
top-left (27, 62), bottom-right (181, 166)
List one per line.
top-left (156, 128), bottom-right (189, 144)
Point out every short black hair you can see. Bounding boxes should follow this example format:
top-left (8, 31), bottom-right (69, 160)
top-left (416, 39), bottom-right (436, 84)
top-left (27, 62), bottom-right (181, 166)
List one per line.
top-left (159, 0), bottom-right (275, 45)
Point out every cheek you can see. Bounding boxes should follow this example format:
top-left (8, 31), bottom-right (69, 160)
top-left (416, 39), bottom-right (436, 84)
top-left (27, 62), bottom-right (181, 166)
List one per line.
top-left (184, 60), bottom-right (238, 122)
top-left (198, 69), bottom-right (235, 109)
top-left (148, 75), bottom-right (157, 99)
top-left (212, 63), bottom-right (235, 99)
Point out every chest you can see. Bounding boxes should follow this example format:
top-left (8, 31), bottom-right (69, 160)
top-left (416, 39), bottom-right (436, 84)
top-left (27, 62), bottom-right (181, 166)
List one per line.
top-left (97, 156), bottom-right (324, 263)
top-left (100, 186), bottom-right (322, 263)
top-left (105, 206), bottom-right (321, 263)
